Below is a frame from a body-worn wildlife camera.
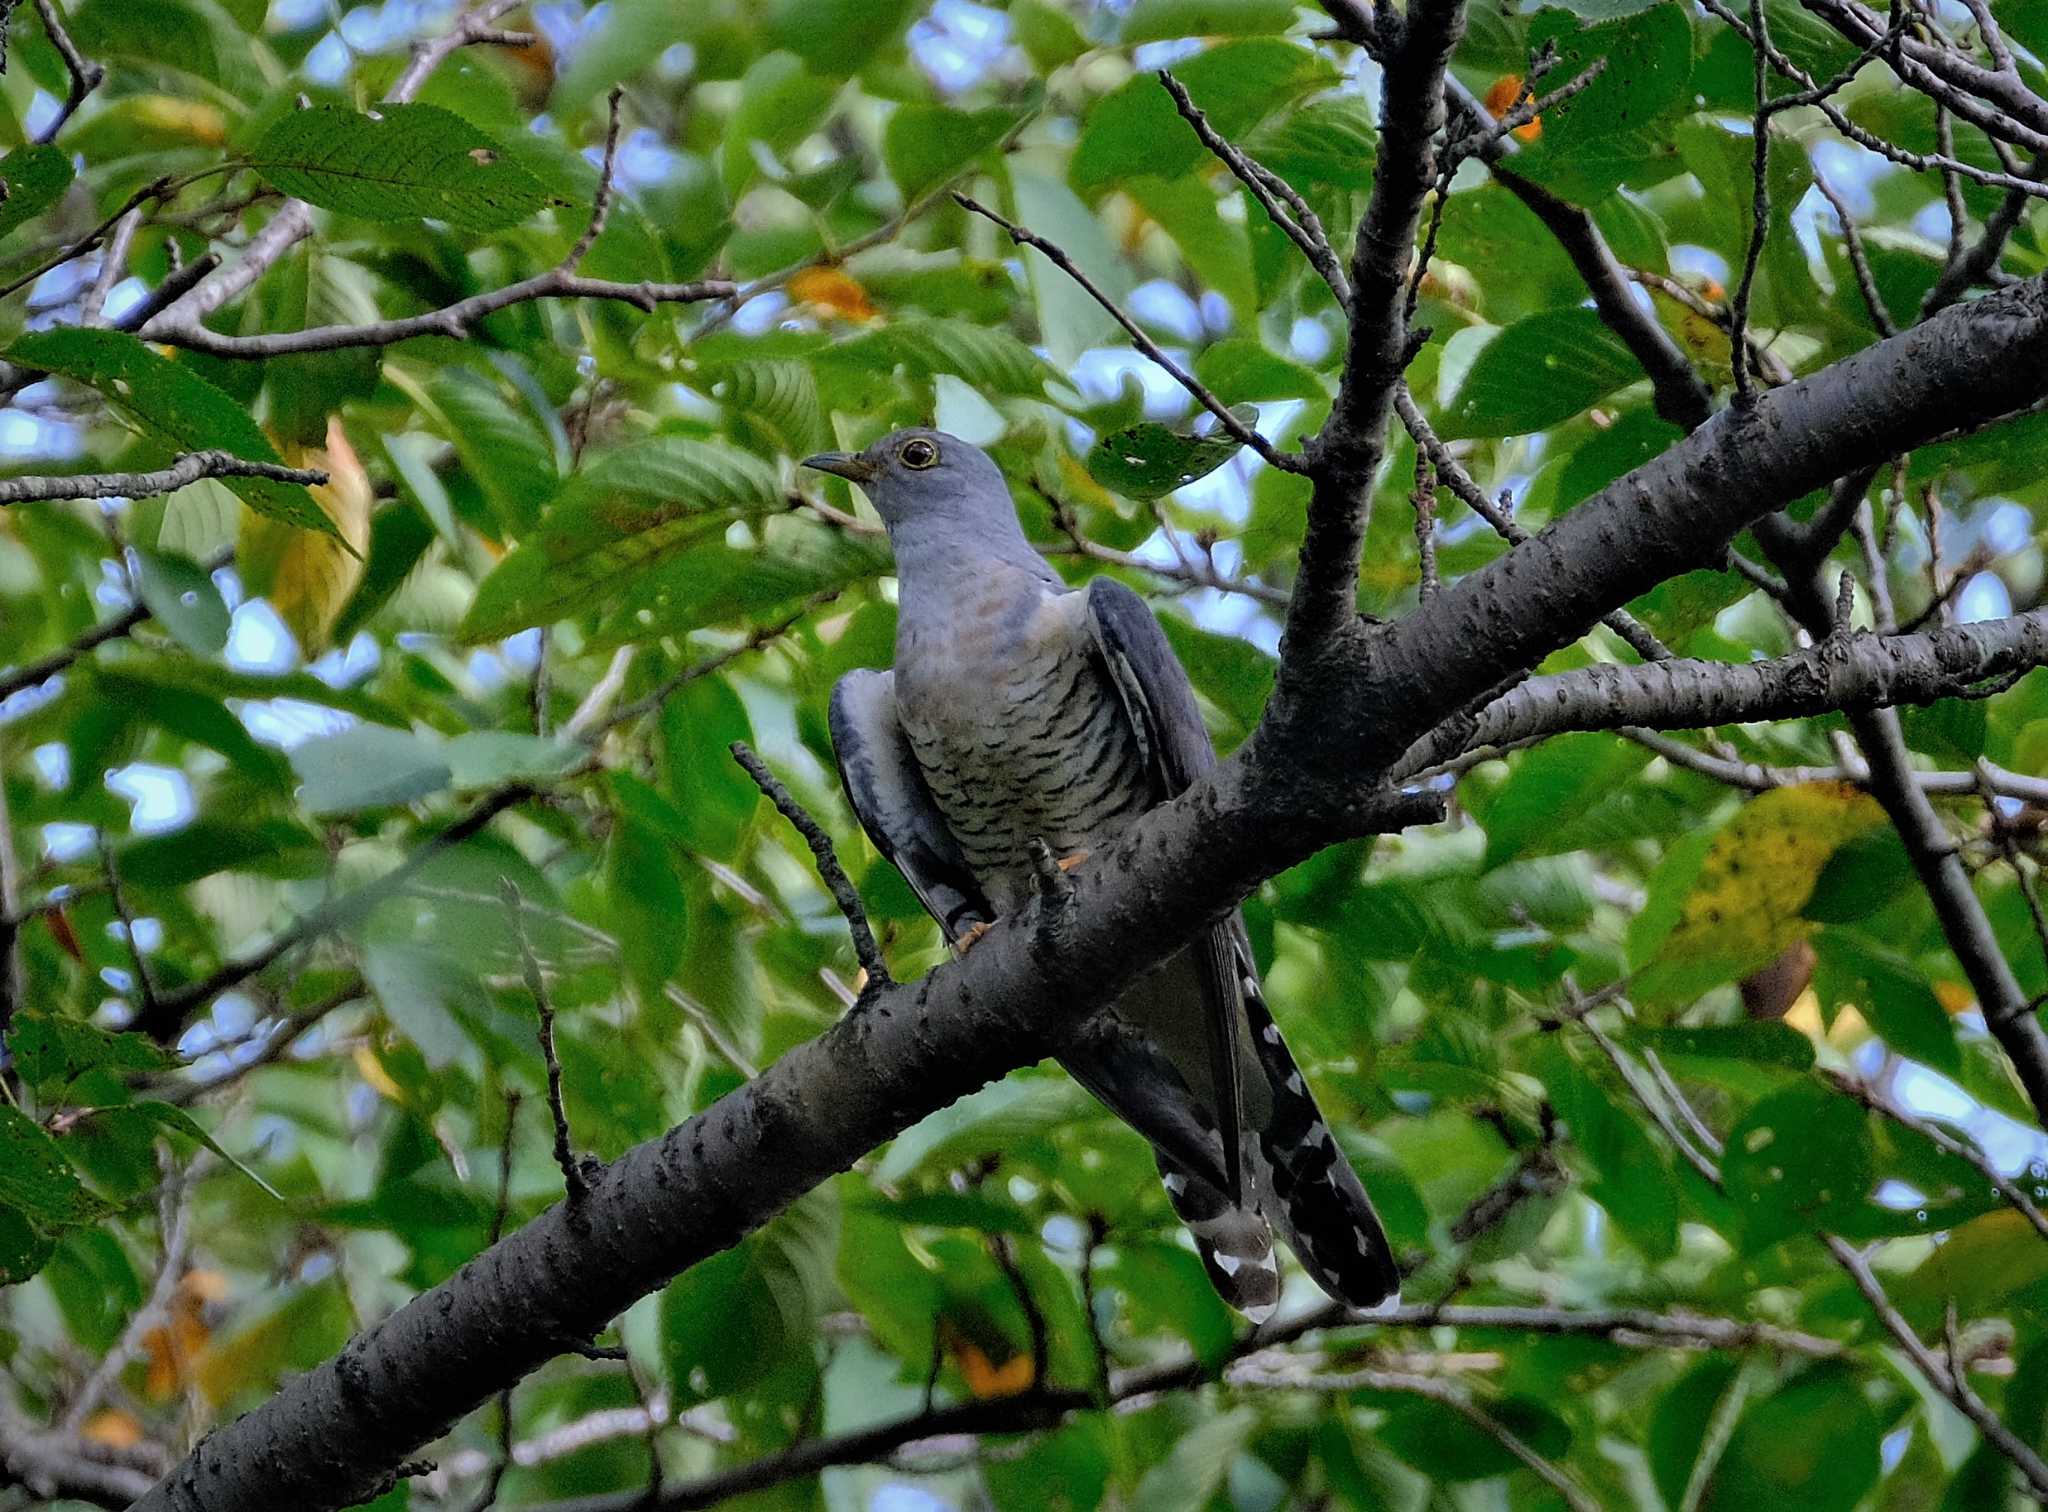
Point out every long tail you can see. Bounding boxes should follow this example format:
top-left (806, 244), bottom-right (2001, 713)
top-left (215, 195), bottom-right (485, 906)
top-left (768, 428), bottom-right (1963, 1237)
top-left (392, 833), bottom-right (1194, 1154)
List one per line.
top-left (1157, 1150), bottom-right (1282, 1323)
top-left (1240, 987), bottom-right (1401, 1312)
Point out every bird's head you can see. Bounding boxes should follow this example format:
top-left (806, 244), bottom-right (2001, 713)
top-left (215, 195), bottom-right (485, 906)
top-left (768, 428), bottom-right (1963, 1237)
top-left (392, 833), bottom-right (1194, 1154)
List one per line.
top-left (801, 429), bottom-right (1009, 533)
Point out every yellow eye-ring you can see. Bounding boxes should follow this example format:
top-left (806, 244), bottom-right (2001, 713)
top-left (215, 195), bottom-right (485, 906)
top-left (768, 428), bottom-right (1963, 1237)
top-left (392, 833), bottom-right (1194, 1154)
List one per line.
top-left (899, 437), bottom-right (939, 469)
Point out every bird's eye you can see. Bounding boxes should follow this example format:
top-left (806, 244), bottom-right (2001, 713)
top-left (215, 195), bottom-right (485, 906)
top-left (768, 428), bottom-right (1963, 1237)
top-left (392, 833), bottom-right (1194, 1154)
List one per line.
top-left (899, 438), bottom-right (939, 470)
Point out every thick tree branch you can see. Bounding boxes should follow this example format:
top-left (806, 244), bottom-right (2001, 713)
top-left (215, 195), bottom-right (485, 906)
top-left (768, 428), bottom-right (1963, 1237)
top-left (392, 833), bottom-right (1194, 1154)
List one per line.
top-left (1394, 609), bottom-right (2048, 773)
top-left (1282, 0), bottom-right (1465, 652)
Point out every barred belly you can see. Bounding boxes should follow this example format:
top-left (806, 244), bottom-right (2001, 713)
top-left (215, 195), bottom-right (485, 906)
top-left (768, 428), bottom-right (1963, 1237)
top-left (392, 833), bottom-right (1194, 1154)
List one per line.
top-left (898, 604), bottom-right (1151, 915)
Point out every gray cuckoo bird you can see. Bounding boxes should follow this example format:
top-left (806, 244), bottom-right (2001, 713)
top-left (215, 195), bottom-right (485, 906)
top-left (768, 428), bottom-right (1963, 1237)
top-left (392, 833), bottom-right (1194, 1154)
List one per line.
top-left (807, 428), bottom-right (1398, 1320)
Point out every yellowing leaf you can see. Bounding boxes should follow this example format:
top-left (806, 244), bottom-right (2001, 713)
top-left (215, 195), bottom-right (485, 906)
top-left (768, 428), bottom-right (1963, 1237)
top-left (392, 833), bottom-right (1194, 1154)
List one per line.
top-left (1660, 782), bottom-right (1885, 975)
top-left (239, 417), bottom-right (372, 656)
top-left (788, 266), bottom-right (879, 323)
top-left (353, 1044), bottom-right (405, 1102)
top-left (132, 95), bottom-right (228, 145)
top-left (81, 1409), bottom-right (143, 1449)
top-left (1934, 980), bottom-right (1975, 1015)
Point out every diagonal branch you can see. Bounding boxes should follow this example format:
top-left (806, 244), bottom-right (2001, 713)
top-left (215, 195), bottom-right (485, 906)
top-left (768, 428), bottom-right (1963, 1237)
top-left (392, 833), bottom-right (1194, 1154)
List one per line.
top-left (1281, 0), bottom-right (1466, 652)
top-left (952, 194), bottom-right (1299, 474)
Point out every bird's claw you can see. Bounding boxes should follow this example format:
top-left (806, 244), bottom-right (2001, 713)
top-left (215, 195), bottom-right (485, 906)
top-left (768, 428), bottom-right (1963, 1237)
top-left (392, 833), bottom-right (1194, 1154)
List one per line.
top-left (1056, 850), bottom-right (1090, 873)
top-left (954, 921), bottom-right (993, 956)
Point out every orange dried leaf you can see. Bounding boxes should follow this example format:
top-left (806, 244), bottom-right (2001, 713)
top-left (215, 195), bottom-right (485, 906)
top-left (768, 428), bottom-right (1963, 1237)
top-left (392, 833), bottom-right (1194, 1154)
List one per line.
top-left (789, 266), bottom-right (879, 323)
top-left (1483, 74), bottom-right (1542, 143)
top-left (81, 1409), bottom-right (143, 1449)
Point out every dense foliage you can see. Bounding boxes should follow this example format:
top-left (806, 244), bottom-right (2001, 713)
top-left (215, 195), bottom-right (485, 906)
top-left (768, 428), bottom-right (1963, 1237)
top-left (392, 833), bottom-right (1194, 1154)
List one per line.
top-left (2, 0), bottom-right (2048, 1508)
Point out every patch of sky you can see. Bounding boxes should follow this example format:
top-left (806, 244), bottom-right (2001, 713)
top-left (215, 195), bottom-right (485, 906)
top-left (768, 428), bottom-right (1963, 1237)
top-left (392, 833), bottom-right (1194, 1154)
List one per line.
top-left (107, 764), bottom-right (195, 834)
top-left (227, 598), bottom-right (298, 674)
top-left (1129, 279), bottom-right (1203, 345)
top-left (910, 0), bottom-right (1010, 96)
top-left (1893, 1056), bottom-right (2048, 1175)
top-left (1957, 571), bottom-right (2010, 624)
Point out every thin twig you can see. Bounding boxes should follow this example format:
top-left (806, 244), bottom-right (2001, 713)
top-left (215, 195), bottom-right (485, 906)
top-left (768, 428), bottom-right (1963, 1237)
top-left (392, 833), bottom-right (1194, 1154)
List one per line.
top-left (1829, 1069), bottom-right (2048, 1244)
top-left (471, 1089), bottom-right (523, 1512)
top-left (0, 453), bottom-right (328, 506)
top-left (1812, 175), bottom-right (1897, 338)
top-left (953, 193), bottom-right (1301, 474)
top-left (1412, 452), bottom-right (1439, 603)
top-left (31, 0), bottom-right (102, 142)
top-left (1157, 70), bottom-right (1350, 307)
top-left (58, 1153), bottom-right (196, 1432)
top-left (730, 743), bottom-right (891, 990)
top-left (502, 883), bottom-right (585, 1205)
top-left (1731, 0), bottom-right (1774, 407)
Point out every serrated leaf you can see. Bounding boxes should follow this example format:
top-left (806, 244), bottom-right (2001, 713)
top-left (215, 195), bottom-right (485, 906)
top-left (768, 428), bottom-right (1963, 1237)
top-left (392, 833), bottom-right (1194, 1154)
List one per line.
top-left (1193, 338), bottom-right (1327, 404)
top-left (5, 329), bottom-right (332, 533)
top-left (1503, 5), bottom-right (1696, 205)
top-left (1245, 94), bottom-right (1378, 190)
top-left (710, 358), bottom-right (828, 457)
top-left (0, 1107), bottom-right (113, 1228)
top-left (250, 103), bottom-right (551, 231)
top-left (362, 941), bottom-right (484, 1069)
top-left (1437, 307), bottom-right (1647, 439)
top-left (0, 1205), bottom-right (54, 1284)
top-left (10, 1012), bottom-right (175, 1095)
top-left (459, 437), bottom-right (782, 642)
top-left (425, 368), bottom-right (559, 535)
top-left (0, 144), bottom-right (74, 243)
top-left (1086, 410), bottom-right (1254, 499)
top-left (661, 1188), bottom-right (837, 1403)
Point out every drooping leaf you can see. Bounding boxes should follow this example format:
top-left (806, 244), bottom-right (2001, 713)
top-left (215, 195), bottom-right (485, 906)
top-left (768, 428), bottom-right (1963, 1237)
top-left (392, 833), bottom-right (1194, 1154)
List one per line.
top-left (0, 144), bottom-right (74, 243)
top-left (1437, 307), bottom-right (1647, 439)
top-left (1086, 409), bottom-right (1257, 500)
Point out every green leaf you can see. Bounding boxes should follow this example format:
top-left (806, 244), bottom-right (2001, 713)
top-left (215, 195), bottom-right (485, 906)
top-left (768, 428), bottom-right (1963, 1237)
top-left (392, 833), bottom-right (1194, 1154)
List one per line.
top-left (1086, 409), bottom-right (1255, 500)
top-left (1158, 613), bottom-right (1274, 748)
top-left (709, 358), bottom-right (829, 459)
top-left (1012, 0), bottom-right (1089, 69)
top-left (721, 50), bottom-right (840, 196)
top-left (823, 316), bottom-right (1053, 397)
top-left (425, 369), bottom-right (559, 536)
top-left (1437, 307), bottom-right (1646, 439)
top-left (127, 1101), bottom-right (284, 1201)
top-left (1813, 929), bottom-right (1961, 1073)
top-left (0, 1107), bottom-right (113, 1228)
top-left (1193, 338), bottom-right (1327, 404)
top-left (363, 941), bottom-right (485, 1069)
top-left (1245, 94), bottom-right (1378, 190)
top-left (130, 546), bottom-right (230, 655)
top-left (250, 103), bottom-right (552, 232)
top-left (1132, 1407), bottom-right (1257, 1512)
top-left (1478, 732), bottom-right (1652, 868)
top-left (768, 0), bottom-right (916, 75)
top-left (443, 732), bottom-right (582, 790)
top-left (1629, 1023), bottom-right (1816, 1077)
top-left (1125, 173), bottom-right (1256, 315)
top-left (884, 104), bottom-right (1019, 201)
top-left (118, 818), bottom-right (325, 887)
top-left (5, 329), bottom-right (332, 533)
top-left (1378, 1394), bottom-right (1573, 1481)
top-left (10, 1012), bottom-right (175, 1096)
top-left (0, 144), bottom-right (74, 243)
top-left (1722, 1081), bottom-right (1874, 1251)
top-left (1804, 828), bottom-right (1916, 924)
top-left (661, 1188), bottom-right (837, 1402)
top-left (1502, 5), bottom-right (1696, 205)
top-left (1122, 0), bottom-right (1297, 41)
top-left (289, 725), bottom-right (454, 814)
top-left (593, 516), bottom-right (886, 647)
top-left (1713, 1364), bottom-right (1882, 1511)
top-left (1071, 38), bottom-right (1335, 190)
top-left (607, 808), bottom-right (688, 1008)
top-left (458, 437), bottom-right (782, 643)
top-left (0, 1205), bottom-right (55, 1285)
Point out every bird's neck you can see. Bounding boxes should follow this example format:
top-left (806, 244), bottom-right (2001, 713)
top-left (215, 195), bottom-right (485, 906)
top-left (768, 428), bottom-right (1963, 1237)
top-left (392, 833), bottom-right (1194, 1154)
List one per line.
top-left (889, 515), bottom-right (1059, 640)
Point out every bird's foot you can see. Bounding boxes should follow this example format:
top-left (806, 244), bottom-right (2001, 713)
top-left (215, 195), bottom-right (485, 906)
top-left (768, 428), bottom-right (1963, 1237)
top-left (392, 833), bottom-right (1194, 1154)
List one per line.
top-left (954, 921), bottom-right (993, 956)
top-left (1056, 849), bottom-right (1090, 872)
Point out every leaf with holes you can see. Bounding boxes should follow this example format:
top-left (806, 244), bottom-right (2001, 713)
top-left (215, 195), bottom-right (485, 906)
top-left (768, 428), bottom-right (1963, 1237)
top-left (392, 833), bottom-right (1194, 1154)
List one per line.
top-left (1723, 1081), bottom-right (1874, 1251)
top-left (1086, 408), bottom-right (1257, 500)
top-left (5, 329), bottom-right (332, 533)
top-left (250, 103), bottom-right (552, 231)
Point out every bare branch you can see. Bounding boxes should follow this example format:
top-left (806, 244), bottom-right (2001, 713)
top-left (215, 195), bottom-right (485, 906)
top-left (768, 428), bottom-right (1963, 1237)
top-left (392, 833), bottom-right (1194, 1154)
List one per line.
top-left (503, 884), bottom-right (587, 1205)
top-left (1158, 70), bottom-right (1350, 307)
top-left (31, 0), bottom-right (103, 142)
top-left (953, 193), bottom-right (1299, 473)
top-left (731, 742), bottom-right (891, 991)
top-left (1813, 175), bottom-right (1898, 338)
top-left (0, 452), bottom-right (328, 506)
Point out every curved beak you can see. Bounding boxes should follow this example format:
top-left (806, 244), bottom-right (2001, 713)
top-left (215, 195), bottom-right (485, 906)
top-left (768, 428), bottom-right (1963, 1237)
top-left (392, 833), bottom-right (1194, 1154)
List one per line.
top-left (801, 451), bottom-right (877, 483)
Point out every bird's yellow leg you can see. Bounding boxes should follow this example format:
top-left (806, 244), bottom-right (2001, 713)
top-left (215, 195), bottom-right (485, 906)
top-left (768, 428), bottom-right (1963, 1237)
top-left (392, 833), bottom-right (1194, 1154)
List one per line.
top-left (1056, 850), bottom-right (1090, 872)
top-left (954, 921), bottom-right (993, 956)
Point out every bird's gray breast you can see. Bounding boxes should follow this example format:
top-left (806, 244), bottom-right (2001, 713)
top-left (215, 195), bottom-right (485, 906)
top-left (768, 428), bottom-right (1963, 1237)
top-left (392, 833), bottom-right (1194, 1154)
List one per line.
top-left (895, 580), bottom-right (1151, 913)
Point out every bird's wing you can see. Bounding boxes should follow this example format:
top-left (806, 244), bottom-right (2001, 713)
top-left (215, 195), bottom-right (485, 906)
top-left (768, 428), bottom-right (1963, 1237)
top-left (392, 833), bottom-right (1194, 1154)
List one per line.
top-left (828, 669), bottom-right (991, 945)
top-left (1080, 576), bottom-right (1248, 1204)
